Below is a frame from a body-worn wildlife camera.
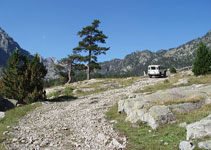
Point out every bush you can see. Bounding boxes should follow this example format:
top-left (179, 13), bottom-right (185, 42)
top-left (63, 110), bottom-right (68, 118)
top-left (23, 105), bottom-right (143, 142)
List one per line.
top-left (170, 67), bottom-right (177, 73)
top-left (192, 42), bottom-right (211, 76)
top-left (0, 50), bottom-right (47, 104)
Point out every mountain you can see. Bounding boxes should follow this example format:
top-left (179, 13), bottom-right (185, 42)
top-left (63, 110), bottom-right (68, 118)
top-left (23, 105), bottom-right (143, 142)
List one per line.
top-left (98, 30), bottom-right (211, 76)
top-left (0, 27), bottom-right (58, 79)
top-left (1, 27), bottom-right (211, 79)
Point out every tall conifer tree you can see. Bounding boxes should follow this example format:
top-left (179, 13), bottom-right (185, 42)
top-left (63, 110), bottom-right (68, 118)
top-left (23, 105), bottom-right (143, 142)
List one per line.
top-left (55, 54), bottom-right (85, 84)
top-left (73, 20), bottom-right (109, 80)
top-left (0, 51), bottom-right (47, 104)
top-left (192, 42), bottom-right (210, 76)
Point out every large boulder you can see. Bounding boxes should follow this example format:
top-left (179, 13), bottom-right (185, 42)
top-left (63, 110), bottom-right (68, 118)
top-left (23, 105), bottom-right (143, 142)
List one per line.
top-left (186, 114), bottom-right (211, 140)
top-left (0, 111), bottom-right (5, 119)
top-left (198, 140), bottom-right (211, 149)
top-left (141, 105), bottom-right (176, 129)
top-left (124, 105), bottom-right (176, 129)
top-left (125, 109), bottom-right (147, 123)
top-left (0, 95), bottom-right (15, 111)
top-left (118, 98), bottom-right (151, 115)
top-left (179, 141), bottom-right (195, 150)
top-left (169, 101), bottom-right (204, 113)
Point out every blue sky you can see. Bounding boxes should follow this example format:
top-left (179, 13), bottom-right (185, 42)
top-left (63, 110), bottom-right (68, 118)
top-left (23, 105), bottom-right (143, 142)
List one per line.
top-left (0, 0), bottom-right (210, 62)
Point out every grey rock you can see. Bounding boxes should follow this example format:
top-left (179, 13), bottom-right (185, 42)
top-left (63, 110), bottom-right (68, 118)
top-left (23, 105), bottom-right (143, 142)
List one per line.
top-left (142, 105), bottom-right (176, 129)
top-left (109, 138), bottom-right (125, 149)
top-left (179, 122), bottom-right (187, 128)
top-left (173, 78), bottom-right (189, 86)
top-left (169, 101), bottom-right (204, 113)
top-left (198, 140), bottom-right (211, 149)
top-left (0, 111), bottom-right (5, 119)
top-left (125, 109), bottom-right (146, 123)
top-left (187, 114), bottom-right (211, 140)
top-left (179, 141), bottom-right (195, 150)
top-left (0, 95), bottom-right (15, 111)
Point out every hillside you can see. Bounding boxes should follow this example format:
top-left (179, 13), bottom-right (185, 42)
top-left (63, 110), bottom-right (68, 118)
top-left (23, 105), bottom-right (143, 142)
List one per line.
top-left (98, 30), bottom-right (211, 76)
top-left (0, 27), bottom-right (58, 79)
top-left (1, 71), bottom-right (211, 149)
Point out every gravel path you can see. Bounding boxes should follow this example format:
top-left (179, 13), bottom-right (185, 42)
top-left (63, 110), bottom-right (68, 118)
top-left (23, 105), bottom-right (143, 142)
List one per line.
top-left (6, 77), bottom-right (165, 150)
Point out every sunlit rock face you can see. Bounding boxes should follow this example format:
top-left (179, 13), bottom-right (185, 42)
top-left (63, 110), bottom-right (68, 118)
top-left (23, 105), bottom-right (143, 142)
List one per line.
top-left (0, 27), bottom-right (58, 79)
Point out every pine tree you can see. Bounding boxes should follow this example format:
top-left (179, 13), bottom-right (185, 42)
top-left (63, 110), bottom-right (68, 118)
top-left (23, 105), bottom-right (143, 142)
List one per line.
top-left (0, 51), bottom-right (47, 104)
top-left (55, 54), bottom-right (85, 84)
top-left (24, 54), bottom-right (47, 103)
top-left (192, 42), bottom-right (210, 76)
top-left (0, 50), bottom-right (24, 100)
top-left (73, 20), bottom-right (109, 80)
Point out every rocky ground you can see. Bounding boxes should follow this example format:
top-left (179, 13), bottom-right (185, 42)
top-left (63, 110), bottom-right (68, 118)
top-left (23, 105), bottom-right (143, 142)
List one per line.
top-left (4, 77), bottom-right (166, 150)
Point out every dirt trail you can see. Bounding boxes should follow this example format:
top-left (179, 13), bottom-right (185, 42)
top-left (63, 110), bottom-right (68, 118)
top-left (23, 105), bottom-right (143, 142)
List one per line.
top-left (6, 77), bottom-right (165, 150)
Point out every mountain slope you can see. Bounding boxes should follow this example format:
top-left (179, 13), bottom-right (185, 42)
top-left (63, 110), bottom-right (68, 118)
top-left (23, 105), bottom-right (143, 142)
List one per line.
top-left (0, 27), bottom-right (58, 79)
top-left (98, 30), bottom-right (211, 76)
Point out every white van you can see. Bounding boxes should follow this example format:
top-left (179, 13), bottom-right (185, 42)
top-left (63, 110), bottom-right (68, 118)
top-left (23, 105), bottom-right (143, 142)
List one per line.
top-left (148, 65), bottom-right (167, 78)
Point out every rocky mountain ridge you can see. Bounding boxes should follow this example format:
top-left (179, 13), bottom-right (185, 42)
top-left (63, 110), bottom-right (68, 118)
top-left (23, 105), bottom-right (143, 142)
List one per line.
top-left (1, 27), bottom-right (211, 78)
top-left (0, 27), bottom-right (58, 79)
top-left (98, 30), bottom-right (211, 76)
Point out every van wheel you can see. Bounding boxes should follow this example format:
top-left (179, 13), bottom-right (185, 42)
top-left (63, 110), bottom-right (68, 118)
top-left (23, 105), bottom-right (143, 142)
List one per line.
top-left (149, 75), bottom-right (152, 78)
top-left (163, 71), bottom-right (166, 77)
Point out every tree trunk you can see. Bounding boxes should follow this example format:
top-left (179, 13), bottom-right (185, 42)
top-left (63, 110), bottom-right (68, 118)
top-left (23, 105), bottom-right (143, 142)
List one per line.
top-left (66, 64), bottom-right (72, 84)
top-left (87, 65), bottom-right (90, 80)
top-left (87, 50), bottom-right (91, 80)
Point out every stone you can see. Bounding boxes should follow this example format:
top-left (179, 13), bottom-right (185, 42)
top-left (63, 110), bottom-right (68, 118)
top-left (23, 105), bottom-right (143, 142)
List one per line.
top-left (186, 114), bottom-right (211, 140)
top-left (0, 95), bottom-right (15, 111)
top-left (0, 111), bottom-right (5, 119)
top-left (173, 78), bottom-right (189, 86)
top-left (109, 138), bottom-right (125, 149)
top-left (142, 105), bottom-right (176, 129)
top-left (179, 122), bottom-right (187, 128)
top-left (179, 141), bottom-right (195, 150)
top-left (125, 109), bottom-right (146, 123)
top-left (198, 140), bottom-right (211, 149)
top-left (169, 101), bottom-right (203, 113)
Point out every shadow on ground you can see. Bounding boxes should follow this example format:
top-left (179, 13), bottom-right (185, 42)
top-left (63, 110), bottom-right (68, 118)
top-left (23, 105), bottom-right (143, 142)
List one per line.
top-left (46, 95), bottom-right (78, 103)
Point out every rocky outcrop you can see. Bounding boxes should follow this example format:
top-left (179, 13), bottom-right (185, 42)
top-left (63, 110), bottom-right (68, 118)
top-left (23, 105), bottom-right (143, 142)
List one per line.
top-left (198, 140), bottom-right (211, 149)
top-left (186, 114), bottom-right (211, 140)
top-left (98, 30), bottom-right (211, 76)
top-left (118, 84), bottom-right (211, 129)
top-left (168, 101), bottom-right (204, 113)
top-left (141, 105), bottom-right (176, 129)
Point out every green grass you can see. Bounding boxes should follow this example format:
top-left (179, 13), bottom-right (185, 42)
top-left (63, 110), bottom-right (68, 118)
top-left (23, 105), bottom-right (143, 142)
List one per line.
top-left (74, 77), bottom-right (142, 97)
top-left (106, 104), bottom-right (211, 150)
top-left (46, 76), bottom-right (143, 98)
top-left (46, 86), bottom-right (76, 101)
top-left (0, 103), bottom-right (41, 150)
top-left (134, 79), bottom-right (175, 93)
top-left (134, 73), bottom-right (211, 94)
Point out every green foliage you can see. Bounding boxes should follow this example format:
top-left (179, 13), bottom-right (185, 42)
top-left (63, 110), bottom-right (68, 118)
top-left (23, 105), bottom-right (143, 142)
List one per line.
top-left (54, 54), bottom-right (86, 84)
top-left (73, 19), bottom-right (109, 80)
top-left (0, 50), bottom-right (47, 104)
top-left (170, 67), bottom-right (176, 73)
top-left (192, 42), bottom-right (211, 76)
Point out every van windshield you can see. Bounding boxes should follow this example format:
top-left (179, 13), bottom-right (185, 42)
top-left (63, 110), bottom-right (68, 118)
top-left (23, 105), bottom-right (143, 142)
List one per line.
top-left (151, 67), bottom-right (156, 70)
